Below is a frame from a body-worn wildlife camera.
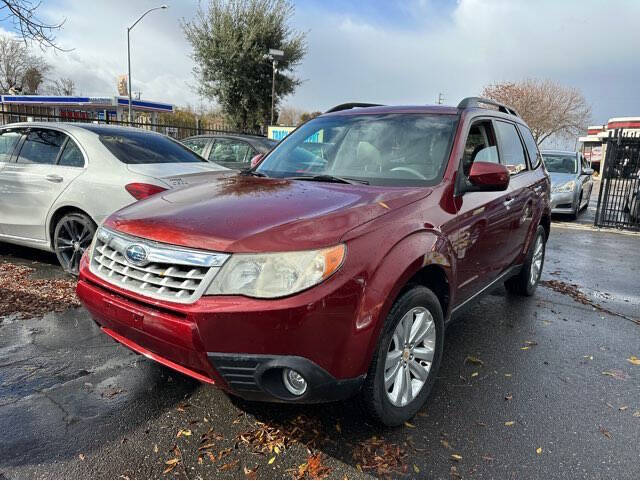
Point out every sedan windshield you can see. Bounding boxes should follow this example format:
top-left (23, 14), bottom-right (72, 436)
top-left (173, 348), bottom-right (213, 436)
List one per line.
top-left (256, 113), bottom-right (458, 186)
top-left (100, 131), bottom-right (207, 164)
top-left (543, 154), bottom-right (577, 174)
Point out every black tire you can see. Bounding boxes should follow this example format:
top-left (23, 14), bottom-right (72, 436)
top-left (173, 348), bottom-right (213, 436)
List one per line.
top-left (359, 285), bottom-right (444, 426)
top-left (53, 212), bottom-right (96, 276)
top-left (504, 225), bottom-right (546, 296)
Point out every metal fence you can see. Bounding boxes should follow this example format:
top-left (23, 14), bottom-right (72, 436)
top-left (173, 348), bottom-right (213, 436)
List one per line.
top-left (594, 133), bottom-right (640, 231)
top-left (0, 110), bottom-right (261, 140)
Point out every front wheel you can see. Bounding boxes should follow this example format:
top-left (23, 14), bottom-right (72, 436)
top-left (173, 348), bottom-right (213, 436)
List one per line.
top-left (53, 212), bottom-right (96, 276)
top-left (359, 286), bottom-right (444, 426)
top-left (505, 225), bottom-right (546, 296)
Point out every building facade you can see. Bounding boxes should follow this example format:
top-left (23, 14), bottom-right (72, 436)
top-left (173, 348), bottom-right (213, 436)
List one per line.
top-left (579, 117), bottom-right (640, 173)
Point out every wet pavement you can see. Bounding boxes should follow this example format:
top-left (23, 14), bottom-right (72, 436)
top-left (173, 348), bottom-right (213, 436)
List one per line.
top-left (1, 193), bottom-right (639, 479)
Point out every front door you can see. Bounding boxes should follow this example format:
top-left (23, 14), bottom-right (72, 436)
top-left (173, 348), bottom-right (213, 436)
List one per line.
top-left (450, 119), bottom-right (515, 303)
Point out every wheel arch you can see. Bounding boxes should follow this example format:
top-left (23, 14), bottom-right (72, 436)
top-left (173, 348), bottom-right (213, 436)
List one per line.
top-left (48, 204), bottom-right (96, 248)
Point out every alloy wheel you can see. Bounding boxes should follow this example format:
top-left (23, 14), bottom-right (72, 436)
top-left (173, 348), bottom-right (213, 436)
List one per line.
top-left (55, 216), bottom-right (94, 275)
top-left (529, 234), bottom-right (544, 286)
top-left (384, 306), bottom-right (436, 407)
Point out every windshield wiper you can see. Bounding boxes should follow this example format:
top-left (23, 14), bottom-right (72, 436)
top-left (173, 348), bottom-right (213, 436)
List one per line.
top-left (240, 168), bottom-right (268, 178)
top-left (287, 174), bottom-right (369, 185)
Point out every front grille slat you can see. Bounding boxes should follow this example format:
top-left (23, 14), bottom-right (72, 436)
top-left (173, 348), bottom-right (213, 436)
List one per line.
top-left (89, 229), bottom-right (228, 304)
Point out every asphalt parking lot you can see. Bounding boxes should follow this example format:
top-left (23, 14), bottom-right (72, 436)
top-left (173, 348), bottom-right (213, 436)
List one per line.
top-left (1, 189), bottom-right (639, 479)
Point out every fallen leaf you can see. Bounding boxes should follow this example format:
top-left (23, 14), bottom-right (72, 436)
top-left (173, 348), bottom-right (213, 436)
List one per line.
top-left (450, 453), bottom-right (462, 461)
top-left (274, 446), bottom-right (280, 454)
top-left (243, 465), bottom-right (258, 480)
top-left (619, 406), bottom-right (628, 411)
top-left (268, 456), bottom-right (276, 465)
top-left (599, 426), bottom-right (612, 439)
top-left (475, 421), bottom-right (487, 427)
top-left (505, 394), bottom-right (513, 401)
top-left (177, 429), bottom-right (192, 437)
top-left (632, 410), bottom-right (640, 417)
top-left (536, 447), bottom-right (542, 455)
top-left (583, 355), bottom-right (593, 360)
top-left (78, 453), bottom-right (85, 461)
top-left (521, 346), bottom-right (531, 350)
top-left (504, 421), bottom-right (515, 426)
top-left (504, 373), bottom-right (512, 377)
top-left (602, 370), bottom-right (628, 380)
top-left (219, 459), bottom-right (240, 472)
top-left (163, 458), bottom-right (179, 474)
top-left (471, 371), bottom-right (479, 377)
top-left (335, 423), bottom-right (341, 433)
top-left (404, 421), bottom-right (416, 428)
top-left (627, 356), bottom-right (640, 366)
top-left (464, 356), bottom-right (484, 366)
top-left (153, 444), bottom-right (158, 453)
top-left (440, 439), bottom-right (452, 449)
top-left (413, 464), bottom-right (420, 473)
top-left (450, 465), bottom-right (461, 479)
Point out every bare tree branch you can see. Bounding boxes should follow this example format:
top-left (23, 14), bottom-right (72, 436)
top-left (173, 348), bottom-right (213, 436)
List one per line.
top-left (481, 78), bottom-right (591, 145)
top-left (0, 0), bottom-right (69, 50)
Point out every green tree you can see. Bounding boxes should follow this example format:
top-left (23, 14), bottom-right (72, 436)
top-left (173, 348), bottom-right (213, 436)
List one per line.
top-left (183, 0), bottom-right (306, 132)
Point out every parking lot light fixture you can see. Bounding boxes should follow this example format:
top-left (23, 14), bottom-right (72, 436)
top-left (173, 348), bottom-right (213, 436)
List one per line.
top-left (127, 5), bottom-right (168, 123)
top-left (264, 48), bottom-right (285, 126)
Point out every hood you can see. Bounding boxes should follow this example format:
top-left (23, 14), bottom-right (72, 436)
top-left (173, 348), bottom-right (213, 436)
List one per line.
top-left (548, 172), bottom-right (577, 187)
top-left (127, 162), bottom-right (230, 188)
top-left (105, 175), bottom-right (430, 253)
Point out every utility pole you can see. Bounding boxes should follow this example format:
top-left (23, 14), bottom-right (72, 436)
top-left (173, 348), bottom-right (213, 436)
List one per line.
top-left (436, 92), bottom-right (444, 105)
top-left (263, 48), bottom-right (284, 126)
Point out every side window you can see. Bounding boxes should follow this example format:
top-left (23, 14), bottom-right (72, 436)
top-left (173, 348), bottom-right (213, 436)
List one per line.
top-left (58, 138), bottom-right (85, 167)
top-left (0, 130), bottom-right (22, 162)
top-left (183, 137), bottom-right (209, 156)
top-left (517, 124), bottom-right (542, 169)
top-left (17, 129), bottom-right (65, 165)
top-left (495, 121), bottom-right (527, 175)
top-left (209, 139), bottom-right (251, 164)
top-left (581, 154), bottom-right (589, 170)
top-left (461, 120), bottom-right (499, 176)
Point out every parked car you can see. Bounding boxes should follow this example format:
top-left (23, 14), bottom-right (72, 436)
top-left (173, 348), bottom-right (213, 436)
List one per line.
top-left (0, 123), bottom-right (229, 274)
top-left (182, 134), bottom-right (277, 170)
top-left (541, 150), bottom-right (594, 218)
top-left (77, 98), bottom-right (551, 426)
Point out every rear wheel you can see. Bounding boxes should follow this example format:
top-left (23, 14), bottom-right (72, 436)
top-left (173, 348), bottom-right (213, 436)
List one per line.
top-left (505, 225), bottom-right (546, 296)
top-left (359, 286), bottom-right (444, 426)
top-left (53, 212), bottom-right (96, 275)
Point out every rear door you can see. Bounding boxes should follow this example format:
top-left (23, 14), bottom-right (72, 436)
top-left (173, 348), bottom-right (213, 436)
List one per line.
top-left (0, 128), bottom-right (84, 241)
top-left (182, 137), bottom-right (211, 158)
top-left (208, 138), bottom-right (254, 170)
top-left (495, 121), bottom-right (535, 265)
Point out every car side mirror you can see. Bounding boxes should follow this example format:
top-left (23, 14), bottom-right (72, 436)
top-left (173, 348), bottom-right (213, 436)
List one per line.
top-left (583, 167), bottom-right (594, 176)
top-left (461, 161), bottom-right (510, 193)
top-left (250, 153), bottom-right (264, 168)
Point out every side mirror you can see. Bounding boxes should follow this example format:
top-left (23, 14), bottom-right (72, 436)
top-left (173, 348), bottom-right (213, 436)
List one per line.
top-left (583, 167), bottom-right (594, 176)
top-left (464, 161), bottom-right (510, 192)
top-left (250, 153), bottom-right (264, 168)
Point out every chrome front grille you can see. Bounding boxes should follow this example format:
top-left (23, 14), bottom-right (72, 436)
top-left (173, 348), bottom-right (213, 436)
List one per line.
top-left (89, 228), bottom-right (229, 303)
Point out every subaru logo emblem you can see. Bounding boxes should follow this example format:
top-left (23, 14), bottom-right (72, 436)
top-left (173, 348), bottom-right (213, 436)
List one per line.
top-left (125, 244), bottom-right (149, 266)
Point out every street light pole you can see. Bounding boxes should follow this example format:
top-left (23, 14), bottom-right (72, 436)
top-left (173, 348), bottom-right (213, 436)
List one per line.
top-left (264, 48), bottom-right (284, 127)
top-left (127, 5), bottom-right (168, 124)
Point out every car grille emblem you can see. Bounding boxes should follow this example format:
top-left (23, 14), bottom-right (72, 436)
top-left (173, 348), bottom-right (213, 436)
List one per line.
top-left (125, 243), bottom-right (149, 266)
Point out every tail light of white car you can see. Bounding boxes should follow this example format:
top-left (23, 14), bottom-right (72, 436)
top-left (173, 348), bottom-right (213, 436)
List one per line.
top-left (125, 183), bottom-right (168, 200)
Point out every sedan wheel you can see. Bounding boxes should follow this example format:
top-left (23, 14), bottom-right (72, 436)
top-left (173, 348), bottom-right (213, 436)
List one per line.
top-left (53, 213), bottom-right (96, 275)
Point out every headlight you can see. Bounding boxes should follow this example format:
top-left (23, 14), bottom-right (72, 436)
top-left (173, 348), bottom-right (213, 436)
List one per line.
top-left (553, 180), bottom-right (576, 193)
top-left (206, 244), bottom-right (345, 298)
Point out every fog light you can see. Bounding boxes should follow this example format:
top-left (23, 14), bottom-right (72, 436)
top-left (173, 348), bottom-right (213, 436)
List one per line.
top-left (282, 368), bottom-right (307, 396)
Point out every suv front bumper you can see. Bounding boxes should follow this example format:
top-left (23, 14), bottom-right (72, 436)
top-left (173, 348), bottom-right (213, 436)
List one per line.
top-left (76, 254), bottom-right (367, 403)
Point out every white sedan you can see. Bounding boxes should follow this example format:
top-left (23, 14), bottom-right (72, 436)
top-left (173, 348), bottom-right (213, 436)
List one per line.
top-left (0, 123), bottom-right (228, 274)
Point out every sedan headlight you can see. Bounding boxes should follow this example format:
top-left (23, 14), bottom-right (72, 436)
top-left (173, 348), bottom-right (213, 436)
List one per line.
top-left (552, 180), bottom-right (576, 193)
top-left (206, 245), bottom-right (346, 298)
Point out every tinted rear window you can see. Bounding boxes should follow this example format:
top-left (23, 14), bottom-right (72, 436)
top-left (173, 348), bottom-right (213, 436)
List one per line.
top-left (99, 131), bottom-right (206, 164)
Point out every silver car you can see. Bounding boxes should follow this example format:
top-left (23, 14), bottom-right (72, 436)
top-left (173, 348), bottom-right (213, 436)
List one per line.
top-left (0, 123), bottom-right (227, 274)
top-left (541, 150), bottom-right (594, 218)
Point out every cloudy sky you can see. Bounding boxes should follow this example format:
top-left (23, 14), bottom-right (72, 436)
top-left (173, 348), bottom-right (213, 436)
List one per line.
top-left (4, 0), bottom-right (639, 126)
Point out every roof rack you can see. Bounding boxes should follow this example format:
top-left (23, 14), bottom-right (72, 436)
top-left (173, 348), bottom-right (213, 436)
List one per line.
top-left (457, 97), bottom-right (519, 117)
top-left (325, 102), bottom-right (383, 113)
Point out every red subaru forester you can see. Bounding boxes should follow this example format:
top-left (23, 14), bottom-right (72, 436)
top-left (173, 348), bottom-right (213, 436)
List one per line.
top-left (77, 98), bottom-right (550, 426)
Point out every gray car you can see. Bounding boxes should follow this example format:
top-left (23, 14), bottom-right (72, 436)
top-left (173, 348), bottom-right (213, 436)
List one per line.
top-left (541, 150), bottom-right (594, 217)
top-left (182, 134), bottom-right (276, 170)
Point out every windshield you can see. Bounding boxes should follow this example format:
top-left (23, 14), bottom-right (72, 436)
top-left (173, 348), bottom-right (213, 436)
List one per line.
top-left (543, 154), bottom-right (577, 174)
top-left (256, 113), bottom-right (458, 186)
top-left (100, 131), bottom-right (207, 164)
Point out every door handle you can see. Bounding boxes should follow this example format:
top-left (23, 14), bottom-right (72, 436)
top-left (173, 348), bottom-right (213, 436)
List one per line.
top-left (45, 174), bottom-right (63, 183)
top-left (503, 196), bottom-right (516, 208)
